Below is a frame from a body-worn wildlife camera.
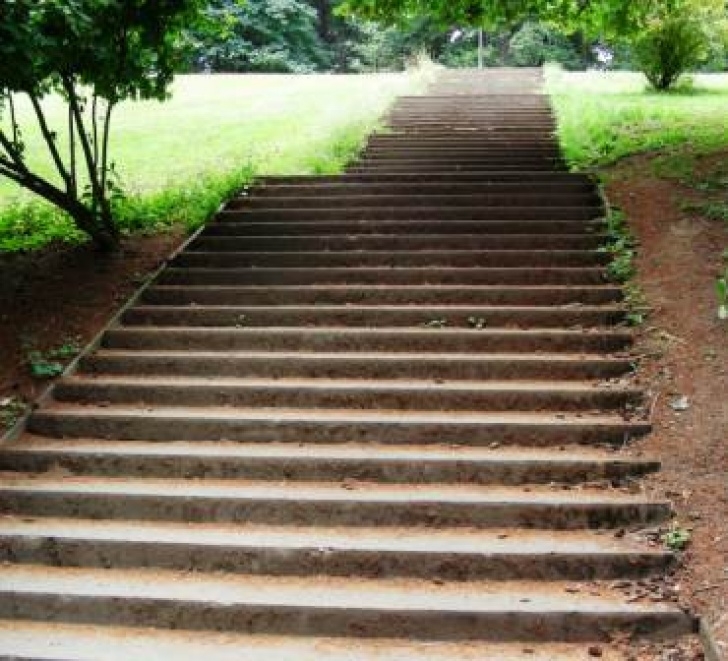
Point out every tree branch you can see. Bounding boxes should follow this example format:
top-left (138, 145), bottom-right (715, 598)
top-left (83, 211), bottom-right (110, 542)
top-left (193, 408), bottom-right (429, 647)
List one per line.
top-left (28, 93), bottom-right (72, 190)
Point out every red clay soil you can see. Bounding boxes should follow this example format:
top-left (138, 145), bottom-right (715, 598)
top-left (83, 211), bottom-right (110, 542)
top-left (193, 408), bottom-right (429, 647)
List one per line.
top-left (0, 231), bottom-right (186, 430)
top-left (607, 152), bottom-right (728, 658)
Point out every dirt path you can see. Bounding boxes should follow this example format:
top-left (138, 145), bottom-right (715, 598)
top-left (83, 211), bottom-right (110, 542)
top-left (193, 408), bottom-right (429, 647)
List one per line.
top-left (608, 154), bottom-right (728, 657)
top-left (0, 232), bottom-right (185, 430)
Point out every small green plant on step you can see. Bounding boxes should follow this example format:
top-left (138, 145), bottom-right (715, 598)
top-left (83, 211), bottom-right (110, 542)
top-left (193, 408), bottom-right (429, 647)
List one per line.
top-left (663, 524), bottom-right (692, 551)
top-left (467, 316), bottom-right (487, 329)
top-left (602, 208), bottom-right (637, 284)
top-left (422, 318), bottom-right (448, 329)
top-left (717, 251), bottom-right (728, 320)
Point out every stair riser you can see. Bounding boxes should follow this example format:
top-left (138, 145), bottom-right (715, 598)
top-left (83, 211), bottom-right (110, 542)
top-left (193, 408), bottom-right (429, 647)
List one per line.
top-left (249, 184), bottom-right (594, 197)
top-left (347, 166), bottom-right (566, 173)
top-left (258, 174), bottom-right (592, 184)
top-left (0, 452), bottom-right (659, 485)
top-left (219, 208), bottom-right (603, 222)
top-left (102, 330), bottom-right (631, 353)
top-left (157, 267), bottom-right (609, 286)
top-left (53, 382), bottom-right (642, 413)
top-left (81, 354), bottom-right (633, 382)
top-left (0, 537), bottom-right (672, 581)
top-left (203, 221), bottom-right (603, 237)
top-left (0, 594), bottom-right (690, 642)
top-left (189, 236), bottom-right (605, 251)
top-left (27, 415), bottom-right (650, 447)
top-left (233, 196), bottom-right (598, 210)
top-left (171, 252), bottom-right (609, 269)
top-left (141, 286), bottom-right (622, 307)
top-left (121, 307), bottom-right (624, 329)
top-left (0, 492), bottom-right (668, 529)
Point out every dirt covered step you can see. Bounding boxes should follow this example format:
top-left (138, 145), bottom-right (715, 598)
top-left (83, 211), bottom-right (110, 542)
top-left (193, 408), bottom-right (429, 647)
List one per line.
top-left (53, 377), bottom-right (642, 413)
top-left (27, 406), bottom-right (650, 446)
top-left (0, 475), bottom-right (665, 528)
top-left (0, 621), bottom-right (644, 661)
top-left (121, 304), bottom-right (624, 329)
top-left (80, 350), bottom-right (633, 382)
top-left (101, 327), bottom-right (632, 353)
top-left (0, 517), bottom-right (672, 581)
top-left (0, 567), bottom-right (692, 641)
top-left (141, 284), bottom-right (622, 307)
top-left (0, 439), bottom-right (659, 485)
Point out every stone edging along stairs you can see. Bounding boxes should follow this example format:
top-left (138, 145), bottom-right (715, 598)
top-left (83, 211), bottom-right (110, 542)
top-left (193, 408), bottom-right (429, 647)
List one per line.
top-left (0, 68), bottom-right (697, 659)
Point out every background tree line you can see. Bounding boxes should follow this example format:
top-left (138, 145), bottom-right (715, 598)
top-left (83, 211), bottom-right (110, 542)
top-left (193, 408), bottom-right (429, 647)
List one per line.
top-left (186, 0), bottom-right (728, 76)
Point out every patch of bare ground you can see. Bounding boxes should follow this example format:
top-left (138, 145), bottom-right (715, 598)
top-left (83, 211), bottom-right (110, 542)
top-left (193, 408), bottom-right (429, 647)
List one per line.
top-left (0, 230), bottom-right (186, 432)
top-left (606, 150), bottom-right (728, 658)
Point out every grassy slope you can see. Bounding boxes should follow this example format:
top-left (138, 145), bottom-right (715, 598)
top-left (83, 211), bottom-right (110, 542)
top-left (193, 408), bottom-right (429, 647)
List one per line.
top-left (0, 72), bottom-right (428, 251)
top-left (546, 67), bottom-right (728, 170)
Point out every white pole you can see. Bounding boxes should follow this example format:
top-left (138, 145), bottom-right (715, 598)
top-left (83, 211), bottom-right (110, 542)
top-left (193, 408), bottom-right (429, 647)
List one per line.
top-left (478, 29), bottom-right (484, 69)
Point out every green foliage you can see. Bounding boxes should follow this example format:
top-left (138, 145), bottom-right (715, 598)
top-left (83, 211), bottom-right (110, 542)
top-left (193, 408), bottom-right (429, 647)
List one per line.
top-left (603, 209), bottom-right (637, 283)
top-left (631, 3), bottom-right (725, 91)
top-left (547, 68), bottom-right (728, 170)
top-left (192, 0), bottom-right (331, 72)
top-left (26, 340), bottom-right (81, 380)
top-left (508, 21), bottom-right (583, 69)
top-left (663, 524), bottom-right (692, 551)
top-left (717, 252), bottom-right (728, 320)
top-left (0, 397), bottom-right (27, 430)
top-left (0, 0), bottom-right (208, 250)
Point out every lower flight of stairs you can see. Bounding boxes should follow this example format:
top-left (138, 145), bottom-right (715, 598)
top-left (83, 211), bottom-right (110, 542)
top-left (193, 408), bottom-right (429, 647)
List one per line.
top-left (0, 68), bottom-right (695, 659)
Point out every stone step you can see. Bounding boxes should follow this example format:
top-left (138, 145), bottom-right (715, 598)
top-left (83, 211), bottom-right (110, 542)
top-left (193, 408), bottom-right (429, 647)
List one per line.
top-left (0, 517), bottom-right (672, 580)
top-left (81, 350), bottom-right (633, 381)
top-left (218, 206), bottom-right (602, 222)
top-left (0, 476), bottom-right (666, 528)
top-left (257, 172), bottom-right (592, 185)
top-left (157, 266), bottom-right (609, 286)
top-left (141, 284), bottom-right (622, 307)
top-left (27, 405), bottom-right (650, 446)
top-left (202, 220), bottom-right (603, 236)
top-left (0, 621), bottom-right (634, 661)
top-left (190, 234), bottom-right (605, 252)
top-left (54, 377), bottom-right (642, 412)
top-left (348, 164), bottom-right (566, 173)
top-left (172, 250), bottom-right (609, 269)
top-left (235, 194), bottom-right (598, 210)
top-left (249, 182), bottom-right (593, 196)
top-left (101, 327), bottom-right (632, 353)
top-left (0, 439), bottom-right (658, 484)
top-left (121, 304), bottom-right (624, 329)
top-left (0, 566), bottom-right (692, 641)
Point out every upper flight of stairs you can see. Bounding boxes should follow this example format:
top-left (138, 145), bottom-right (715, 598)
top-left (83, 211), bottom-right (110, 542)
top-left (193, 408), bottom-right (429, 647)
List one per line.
top-left (0, 68), bottom-right (694, 659)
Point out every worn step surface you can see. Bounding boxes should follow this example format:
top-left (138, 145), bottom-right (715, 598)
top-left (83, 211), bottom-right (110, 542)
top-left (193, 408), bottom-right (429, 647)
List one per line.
top-left (0, 67), bottom-right (689, 657)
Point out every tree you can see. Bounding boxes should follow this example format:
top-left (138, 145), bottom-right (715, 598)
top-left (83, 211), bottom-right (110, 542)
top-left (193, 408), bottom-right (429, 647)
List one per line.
top-left (0, 0), bottom-right (206, 251)
top-left (631, 1), bottom-right (727, 90)
top-left (191, 0), bottom-right (332, 73)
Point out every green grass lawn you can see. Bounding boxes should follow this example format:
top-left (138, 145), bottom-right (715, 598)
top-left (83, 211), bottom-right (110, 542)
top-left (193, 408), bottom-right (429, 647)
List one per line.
top-left (546, 66), bottom-right (728, 170)
top-left (0, 71), bottom-right (429, 250)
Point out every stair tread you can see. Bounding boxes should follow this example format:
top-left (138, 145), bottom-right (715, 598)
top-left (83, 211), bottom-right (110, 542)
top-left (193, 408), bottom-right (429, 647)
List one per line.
top-left (0, 565), bottom-right (682, 614)
top-left (0, 474), bottom-right (662, 504)
top-left (6, 437), bottom-right (652, 463)
top-left (0, 620), bottom-right (629, 661)
top-left (0, 516), bottom-right (667, 556)
top-left (37, 404), bottom-right (644, 425)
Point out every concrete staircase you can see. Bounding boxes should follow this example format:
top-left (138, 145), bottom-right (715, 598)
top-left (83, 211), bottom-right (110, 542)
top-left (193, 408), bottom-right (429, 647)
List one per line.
top-left (0, 68), bottom-right (694, 659)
